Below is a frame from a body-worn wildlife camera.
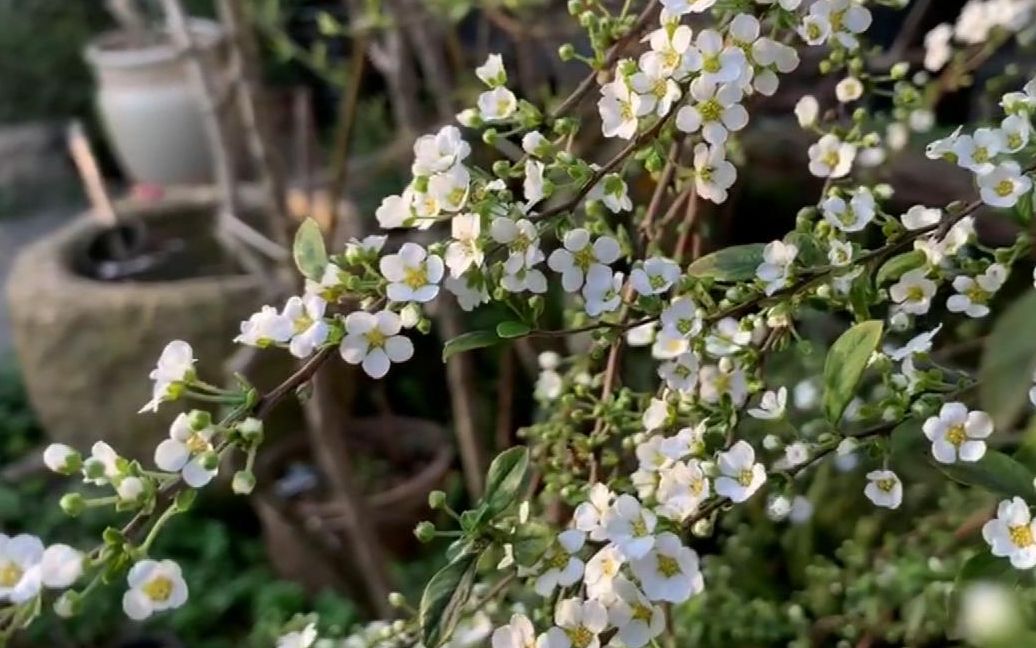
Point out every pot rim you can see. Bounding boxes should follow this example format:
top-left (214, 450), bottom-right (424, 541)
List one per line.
top-left (83, 18), bottom-right (223, 70)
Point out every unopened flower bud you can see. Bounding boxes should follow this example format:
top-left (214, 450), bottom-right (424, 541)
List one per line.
top-left (54, 590), bottom-right (81, 618)
top-left (428, 490), bottom-right (446, 510)
top-left (187, 410), bottom-right (212, 430)
top-left (43, 444), bottom-right (81, 475)
top-left (400, 304), bottom-right (422, 329)
top-left (232, 470), bottom-right (256, 495)
top-left (414, 521), bottom-right (436, 543)
top-left (60, 493), bottom-right (86, 517)
top-left (692, 518), bottom-right (713, 537)
top-left (200, 451), bottom-right (219, 471)
top-left (890, 62), bottom-right (909, 80)
top-left (117, 476), bottom-right (144, 503)
top-left (558, 43), bottom-right (576, 61)
top-left (237, 417), bottom-right (263, 443)
top-left (388, 592), bottom-right (407, 608)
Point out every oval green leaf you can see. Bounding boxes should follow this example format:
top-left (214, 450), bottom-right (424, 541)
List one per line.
top-left (419, 550), bottom-right (479, 647)
top-left (292, 218), bottom-right (328, 281)
top-left (442, 330), bottom-right (501, 362)
top-left (482, 446), bottom-right (530, 517)
top-left (496, 321), bottom-right (532, 339)
top-left (823, 320), bottom-right (884, 424)
top-left (937, 450), bottom-right (1036, 500)
top-left (686, 243), bottom-right (766, 282)
top-left (979, 290), bottom-right (1036, 430)
top-left (875, 250), bottom-right (926, 286)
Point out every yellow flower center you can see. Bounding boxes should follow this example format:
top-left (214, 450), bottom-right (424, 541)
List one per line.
top-left (965, 284), bottom-right (988, 303)
top-left (703, 55), bottom-right (721, 74)
top-left (713, 372), bottom-right (731, 394)
top-left (565, 626), bottom-right (594, 648)
top-left (830, 10), bottom-right (845, 32)
top-left (631, 518), bottom-right (649, 537)
top-left (737, 468), bottom-right (755, 487)
top-left (806, 22), bottom-right (823, 40)
top-left (662, 50), bottom-right (679, 69)
top-left (1010, 524), bottom-right (1034, 548)
top-left (0, 562), bottom-right (23, 587)
top-left (1008, 133), bottom-right (1023, 149)
top-left (699, 98), bottom-right (723, 122)
top-left (652, 78), bottom-right (669, 100)
top-left (823, 150), bottom-right (841, 169)
top-left (906, 285), bottom-right (925, 302)
top-left (496, 98), bottom-right (511, 115)
top-left (186, 432), bottom-right (210, 455)
top-left (574, 247), bottom-right (597, 271)
top-left (656, 554), bottom-right (681, 577)
top-left (632, 603), bottom-right (654, 623)
top-left (945, 423), bottom-right (967, 447)
top-left (547, 550), bottom-right (570, 570)
top-left (876, 478), bottom-right (897, 493)
top-left (143, 576), bottom-right (173, 602)
top-left (973, 147), bottom-right (990, 163)
top-left (995, 179), bottom-right (1015, 197)
top-left (365, 328), bottom-right (387, 349)
top-left (403, 265), bottom-right (428, 289)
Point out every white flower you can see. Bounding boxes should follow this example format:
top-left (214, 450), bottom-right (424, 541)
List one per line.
top-left (445, 275), bottom-right (491, 311)
top-left (747, 387), bottom-right (787, 420)
top-left (535, 369), bottom-right (564, 401)
top-left (599, 80), bottom-right (641, 140)
top-left (122, 559), bottom-right (188, 620)
top-left (43, 443), bottom-right (80, 474)
top-left (492, 217), bottom-right (545, 273)
top-left (684, 29), bottom-right (747, 86)
top-left (658, 352), bottom-right (700, 393)
top-left (630, 257), bottom-right (680, 296)
top-left (584, 544), bottom-right (625, 601)
top-left (922, 401), bottom-right (994, 464)
top-left (887, 325), bottom-right (942, 361)
top-left (654, 297), bottom-right (703, 359)
top-left (117, 476), bottom-right (145, 503)
top-left (0, 534), bottom-right (43, 603)
top-left (589, 173), bottom-right (632, 213)
top-left (983, 497), bottom-right (1036, 569)
top-left (676, 78), bottom-right (748, 146)
top-left (39, 544), bottom-right (83, 591)
top-left (798, 14), bottom-right (832, 46)
top-left (476, 53), bottom-right (507, 87)
top-left (655, 460), bottom-right (709, 521)
top-left (478, 87), bottom-right (518, 121)
top-left (924, 23), bottom-right (953, 71)
top-left (714, 440), bottom-right (766, 503)
top-left (954, 128), bottom-right (1005, 174)
top-left (630, 57), bottom-right (682, 117)
top-left (607, 578), bottom-right (666, 648)
top-left (282, 295), bottom-right (330, 359)
top-left (235, 305), bottom-right (293, 350)
top-left (783, 442), bottom-right (810, 468)
top-left (889, 268), bottom-right (937, 315)
top-left (627, 321), bottom-right (656, 347)
top-left (605, 495), bottom-right (657, 559)
top-left (902, 205), bottom-right (942, 230)
top-left (583, 267), bottom-right (624, 317)
top-left (822, 187), bottom-right (875, 233)
top-left (491, 614), bottom-right (535, 648)
top-left (808, 134), bottom-right (856, 178)
top-left (155, 413), bottom-right (218, 488)
top-left (574, 483), bottom-right (613, 542)
top-left (767, 495), bottom-right (791, 521)
top-left (642, 398), bottom-right (670, 431)
top-left (547, 229), bottom-right (621, 292)
top-left (978, 161), bottom-right (1032, 208)
top-left (795, 95), bottom-right (819, 128)
top-left (809, 0), bottom-right (872, 50)
top-left (445, 214), bottom-right (484, 278)
top-left (340, 310), bottom-right (414, 379)
top-left (756, 240), bottom-right (798, 295)
top-left (83, 441), bottom-right (121, 486)
top-left (835, 76), bottom-right (864, 103)
top-left (380, 243), bottom-right (444, 303)
top-left (428, 164), bottom-right (471, 214)
top-left (1001, 114), bottom-right (1031, 152)
top-left (141, 340), bottom-right (195, 413)
top-left (828, 239), bottom-right (853, 266)
top-left (948, 264), bottom-right (1008, 318)
top-left (630, 532), bottom-right (703, 603)
top-left (660, 0), bottom-right (715, 14)
top-left (541, 598), bottom-right (608, 648)
top-left (704, 317), bottom-right (751, 357)
top-left (641, 24), bottom-right (693, 76)
top-left (277, 622), bottom-right (318, 648)
top-left (534, 530), bottom-right (586, 596)
top-left (692, 143), bottom-right (737, 204)
top-left (523, 160), bottom-right (548, 207)
top-left (412, 126), bottom-right (470, 176)
top-left (864, 470), bottom-right (902, 509)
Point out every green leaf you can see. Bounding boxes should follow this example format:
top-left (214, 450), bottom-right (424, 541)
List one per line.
top-left (442, 330), bottom-right (501, 362)
top-left (292, 218), bottom-right (328, 281)
top-left (482, 446), bottom-right (530, 518)
top-left (822, 320), bottom-right (884, 424)
top-left (686, 243), bottom-right (766, 282)
top-left (889, 418), bottom-right (926, 467)
top-left (979, 291), bottom-right (1036, 430)
top-left (496, 321), bottom-right (531, 339)
top-left (875, 250), bottom-right (926, 286)
top-left (512, 520), bottom-right (553, 567)
top-left (419, 550), bottom-right (479, 647)
top-left (937, 450), bottom-right (1036, 500)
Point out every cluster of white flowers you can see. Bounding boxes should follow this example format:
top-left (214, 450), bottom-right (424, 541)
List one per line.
top-left (0, 534), bottom-right (83, 608)
top-left (924, 0), bottom-right (1036, 72)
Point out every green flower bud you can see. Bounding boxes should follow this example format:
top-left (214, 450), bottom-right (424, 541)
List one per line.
top-left (200, 451), bottom-right (220, 471)
top-left (492, 160), bottom-right (512, 178)
top-left (428, 490), bottom-right (446, 510)
top-left (890, 62), bottom-right (909, 80)
top-left (54, 590), bottom-right (82, 618)
top-left (558, 43), bottom-right (576, 61)
top-left (187, 410), bottom-right (212, 430)
top-left (237, 417), bottom-right (264, 443)
top-left (414, 521), bottom-right (436, 543)
top-left (388, 592), bottom-right (407, 608)
top-left (60, 493), bottom-right (86, 517)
